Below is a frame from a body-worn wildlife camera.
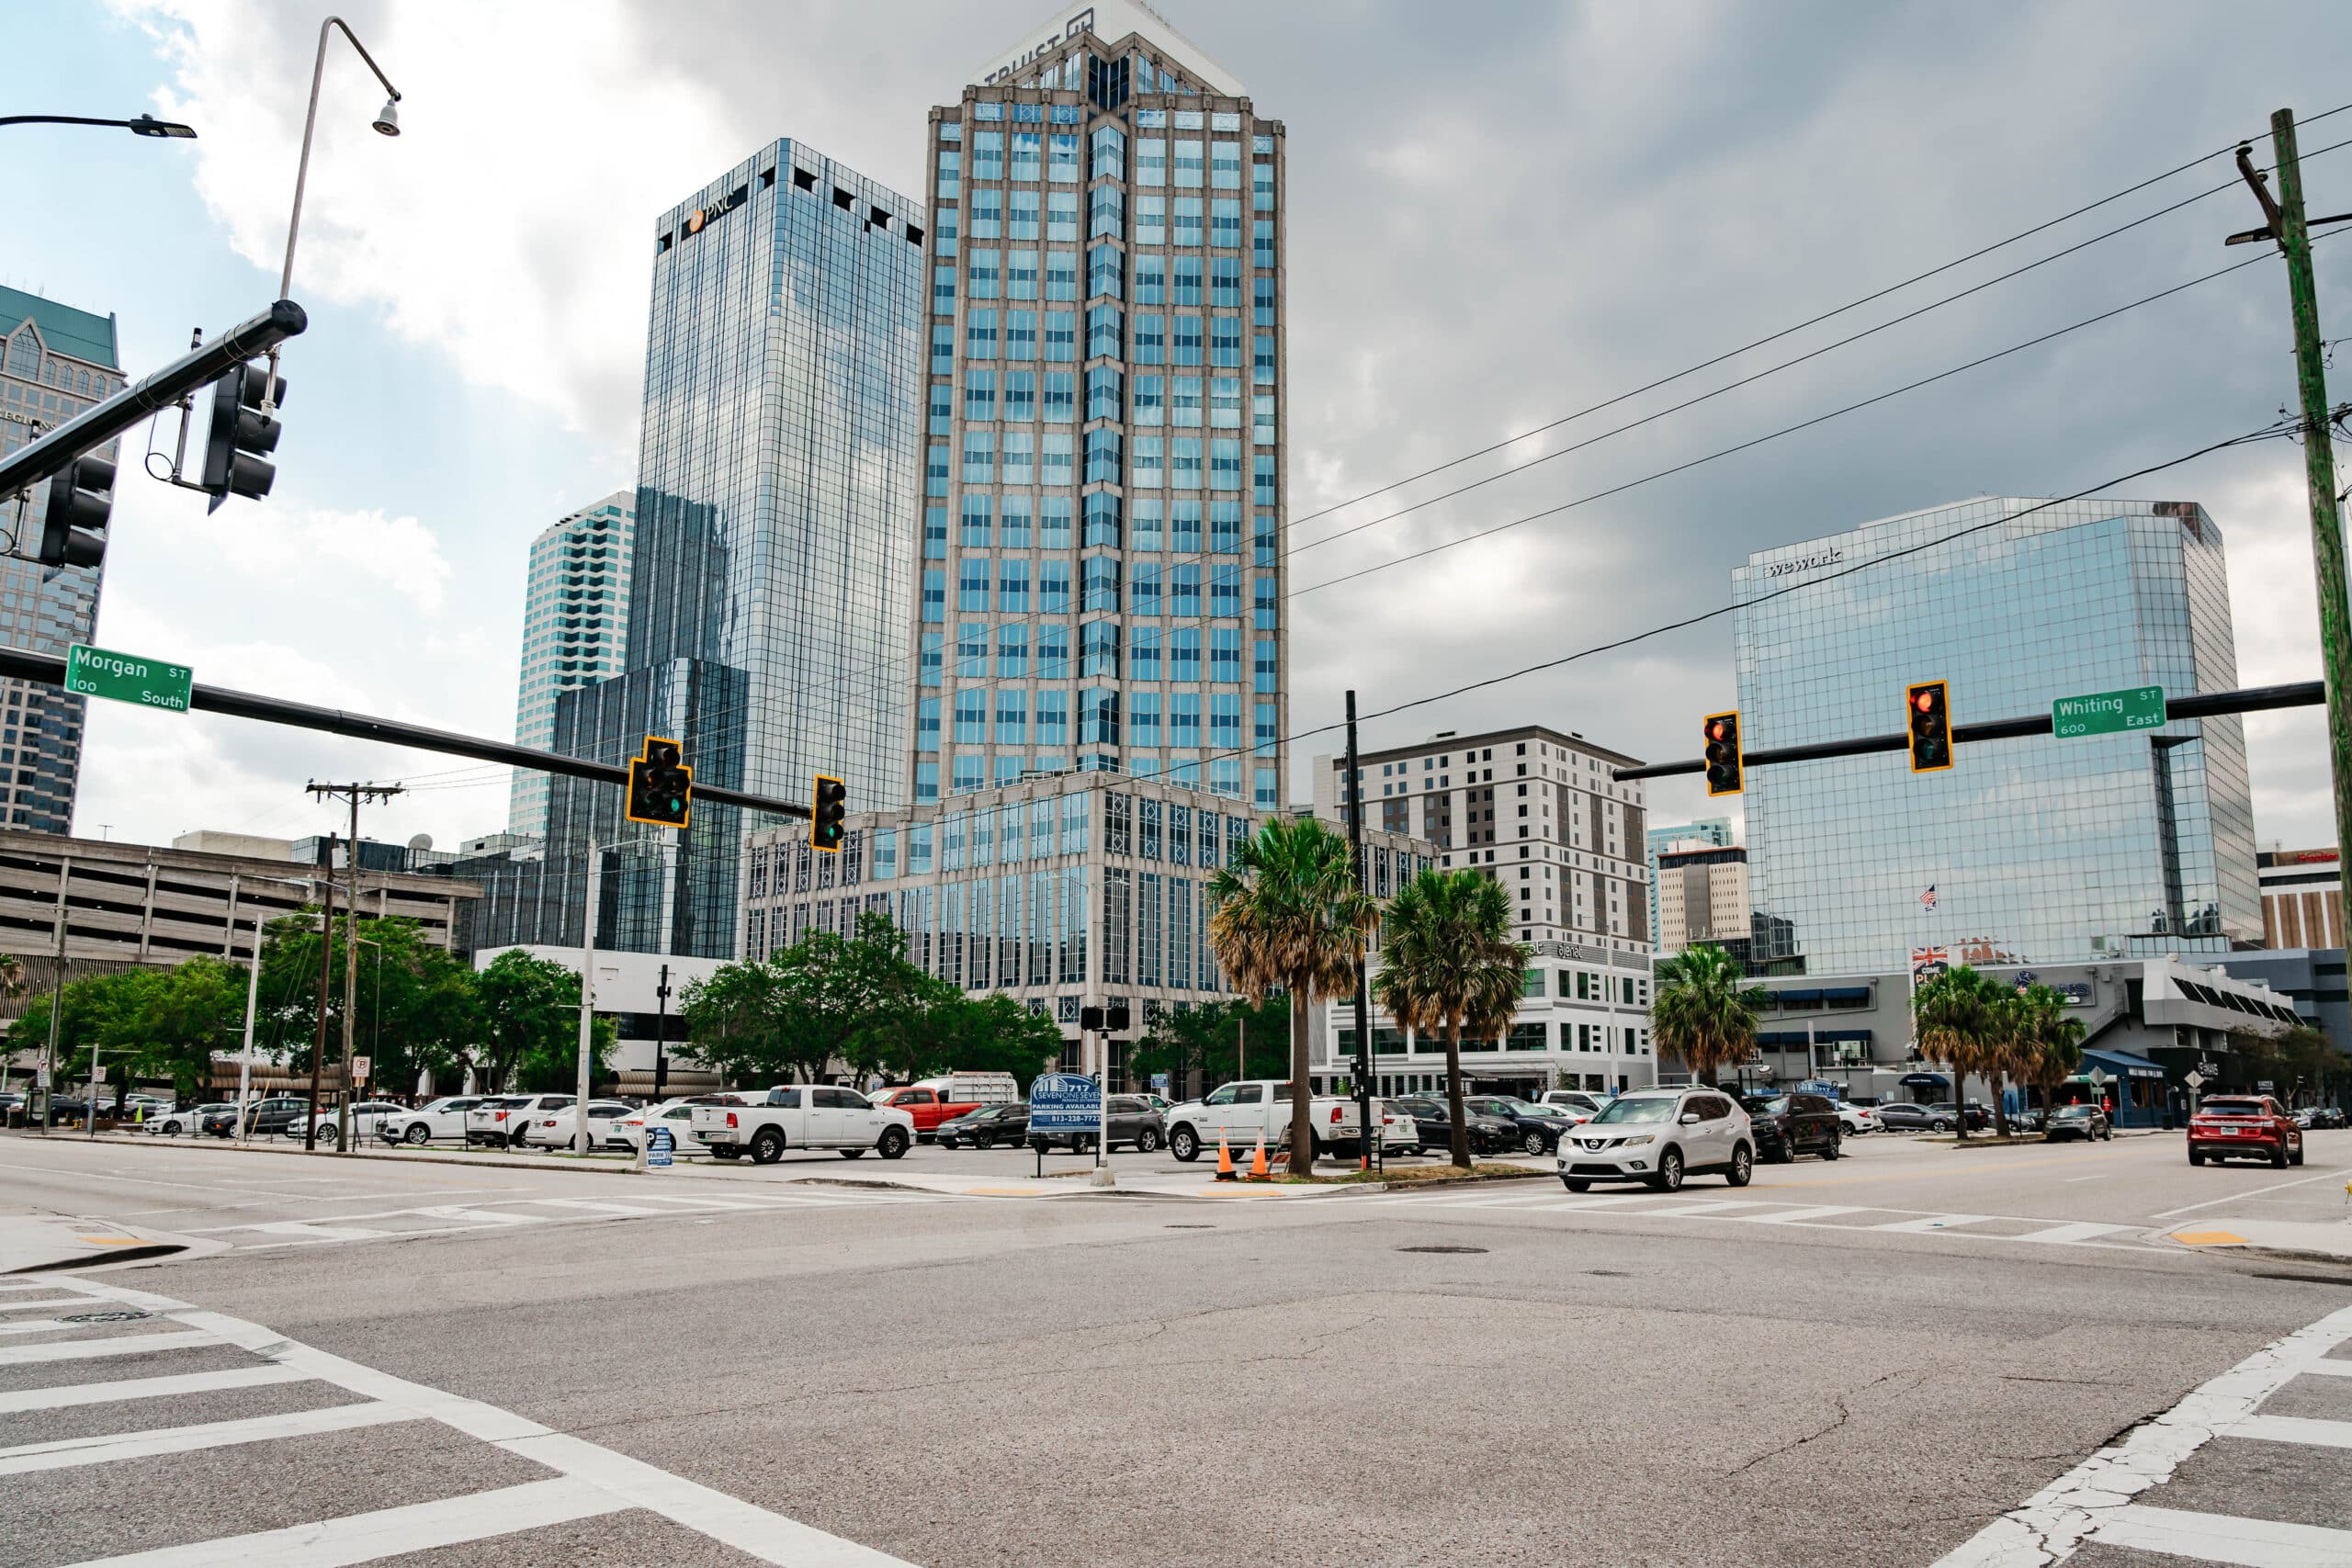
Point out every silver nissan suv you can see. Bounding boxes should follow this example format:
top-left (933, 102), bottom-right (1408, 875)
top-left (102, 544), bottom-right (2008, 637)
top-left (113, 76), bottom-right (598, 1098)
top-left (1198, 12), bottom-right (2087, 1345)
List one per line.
top-left (1556, 1087), bottom-right (1755, 1193)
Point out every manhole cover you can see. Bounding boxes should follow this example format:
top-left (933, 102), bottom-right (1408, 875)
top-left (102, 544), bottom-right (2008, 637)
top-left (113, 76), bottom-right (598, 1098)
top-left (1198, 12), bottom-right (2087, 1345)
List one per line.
top-left (1397, 1245), bottom-right (1487, 1255)
top-left (1586, 1269), bottom-right (1632, 1277)
top-left (59, 1310), bottom-right (151, 1324)
top-left (1164, 1224), bottom-right (1215, 1229)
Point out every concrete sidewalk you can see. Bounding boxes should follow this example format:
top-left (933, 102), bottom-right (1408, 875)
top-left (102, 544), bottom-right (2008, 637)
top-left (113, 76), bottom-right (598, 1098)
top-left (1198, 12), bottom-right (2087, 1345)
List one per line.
top-left (0, 1215), bottom-right (216, 1274)
top-left (2163, 1213), bottom-right (2352, 1264)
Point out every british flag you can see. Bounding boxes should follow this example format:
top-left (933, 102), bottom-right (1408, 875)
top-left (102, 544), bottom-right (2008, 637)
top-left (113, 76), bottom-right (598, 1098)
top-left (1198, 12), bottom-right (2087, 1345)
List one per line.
top-left (1919, 885), bottom-right (1939, 913)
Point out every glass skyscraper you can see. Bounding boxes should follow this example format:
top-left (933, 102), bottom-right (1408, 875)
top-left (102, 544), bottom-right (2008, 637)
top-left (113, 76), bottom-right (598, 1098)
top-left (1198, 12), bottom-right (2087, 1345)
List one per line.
top-left (509, 491), bottom-right (633, 841)
top-left (911, 2), bottom-right (1285, 811)
top-left (1735, 496), bottom-right (2260, 976)
top-left (543, 141), bottom-right (926, 957)
top-left (0, 287), bottom-right (119, 835)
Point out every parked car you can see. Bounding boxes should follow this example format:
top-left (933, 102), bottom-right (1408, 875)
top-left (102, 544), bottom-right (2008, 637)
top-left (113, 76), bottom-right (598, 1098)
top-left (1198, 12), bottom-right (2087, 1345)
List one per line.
top-left (1556, 1087), bottom-right (1755, 1193)
top-left (938, 1103), bottom-right (1029, 1149)
top-left (2312, 1106), bottom-right (2347, 1130)
top-left (2188, 1095), bottom-right (2304, 1168)
top-left (690, 1085), bottom-right (915, 1163)
top-left (1874, 1102), bottom-right (1945, 1132)
top-left (521, 1100), bottom-right (638, 1151)
top-left (299, 1101), bottom-right (407, 1149)
top-left (1836, 1102), bottom-right (1879, 1135)
top-left (1740, 1092), bottom-right (1843, 1163)
top-left (606, 1098), bottom-right (722, 1157)
top-left (866, 1085), bottom-right (989, 1143)
top-left (1159, 1079), bottom-right (1373, 1164)
top-left (1389, 1096), bottom-right (1520, 1158)
top-left (1540, 1089), bottom-right (1607, 1119)
top-left (1137, 1092), bottom-right (1176, 1116)
top-left (148, 1101), bottom-right (237, 1137)
top-left (1028, 1094), bottom-right (1167, 1154)
top-left (2044, 1104), bottom-right (2112, 1143)
top-left (465, 1094), bottom-right (574, 1148)
top-left (231, 1097), bottom-right (315, 1139)
top-left (905, 1072), bottom-right (1022, 1108)
top-left (1929, 1101), bottom-right (1992, 1131)
top-left (376, 1096), bottom-right (491, 1146)
top-left (121, 1093), bottom-right (177, 1124)
top-left (1462, 1094), bottom-right (1584, 1156)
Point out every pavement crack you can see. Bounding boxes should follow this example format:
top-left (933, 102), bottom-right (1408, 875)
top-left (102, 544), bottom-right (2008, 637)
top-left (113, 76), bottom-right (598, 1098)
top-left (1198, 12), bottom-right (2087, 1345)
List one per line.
top-left (1724, 1370), bottom-right (1904, 1477)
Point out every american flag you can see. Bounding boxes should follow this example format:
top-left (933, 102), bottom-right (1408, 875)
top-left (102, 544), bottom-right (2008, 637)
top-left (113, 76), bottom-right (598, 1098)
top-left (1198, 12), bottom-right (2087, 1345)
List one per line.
top-left (1919, 885), bottom-right (1939, 913)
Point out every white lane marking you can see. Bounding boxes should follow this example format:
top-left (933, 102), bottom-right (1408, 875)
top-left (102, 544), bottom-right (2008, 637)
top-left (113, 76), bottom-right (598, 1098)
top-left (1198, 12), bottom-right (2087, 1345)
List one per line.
top-left (516, 1198), bottom-right (673, 1217)
top-left (2086, 1504), bottom-right (2352, 1566)
top-left (2014, 1222), bottom-right (2133, 1245)
top-left (1741, 1205), bottom-right (1869, 1224)
top-left (1933, 1303), bottom-right (2352, 1566)
top-left (0, 1399), bottom-right (414, 1474)
top-left (2300, 1360), bottom-right (2352, 1379)
top-left (0, 1161), bottom-right (323, 1200)
top-left (53, 1476), bottom-right (625, 1568)
top-left (0, 1364), bottom-right (309, 1415)
top-left (0, 1316), bottom-right (135, 1337)
top-left (411, 1203), bottom-right (547, 1224)
top-left (47, 1275), bottom-right (920, 1566)
top-left (238, 1221), bottom-right (397, 1242)
top-left (1872, 1213), bottom-right (1994, 1233)
top-left (2148, 1168), bottom-right (2352, 1220)
top-left (0, 1295), bottom-right (95, 1314)
top-left (2064, 1175), bottom-right (2109, 1183)
top-left (2229, 1413), bottom-right (2352, 1450)
top-left (0, 1328), bottom-right (217, 1366)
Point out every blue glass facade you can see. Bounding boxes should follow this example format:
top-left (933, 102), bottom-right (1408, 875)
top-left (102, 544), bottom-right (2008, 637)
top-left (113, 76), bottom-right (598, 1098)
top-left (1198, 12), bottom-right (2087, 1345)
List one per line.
top-left (545, 141), bottom-right (925, 957)
top-left (1735, 497), bottom-right (2260, 976)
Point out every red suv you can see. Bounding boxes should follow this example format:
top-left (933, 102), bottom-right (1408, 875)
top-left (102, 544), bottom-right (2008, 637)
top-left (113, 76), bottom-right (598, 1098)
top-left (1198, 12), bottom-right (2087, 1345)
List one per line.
top-left (2188, 1095), bottom-right (2305, 1168)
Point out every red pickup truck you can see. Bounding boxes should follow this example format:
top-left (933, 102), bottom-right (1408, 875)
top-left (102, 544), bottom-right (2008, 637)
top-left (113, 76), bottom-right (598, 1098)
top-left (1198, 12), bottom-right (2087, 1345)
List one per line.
top-left (2188, 1094), bottom-right (2305, 1168)
top-left (867, 1085), bottom-right (981, 1142)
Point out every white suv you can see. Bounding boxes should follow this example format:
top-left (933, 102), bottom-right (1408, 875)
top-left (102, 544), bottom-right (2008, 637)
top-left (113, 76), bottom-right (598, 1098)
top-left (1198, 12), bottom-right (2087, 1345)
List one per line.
top-left (1556, 1087), bottom-right (1754, 1193)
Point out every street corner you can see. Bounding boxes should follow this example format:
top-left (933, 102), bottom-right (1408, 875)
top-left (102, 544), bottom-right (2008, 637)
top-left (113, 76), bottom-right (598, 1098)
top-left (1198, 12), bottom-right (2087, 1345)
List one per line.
top-left (0, 1213), bottom-right (220, 1274)
top-left (2162, 1217), bottom-right (2352, 1264)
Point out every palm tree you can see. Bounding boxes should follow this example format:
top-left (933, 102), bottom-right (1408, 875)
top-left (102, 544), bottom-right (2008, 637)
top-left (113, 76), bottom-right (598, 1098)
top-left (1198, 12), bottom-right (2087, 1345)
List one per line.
top-left (1372, 868), bottom-right (1528, 1169)
top-left (2017, 984), bottom-right (2086, 1131)
top-left (1206, 816), bottom-right (1379, 1170)
top-left (1649, 943), bottom-right (1763, 1089)
top-left (1914, 965), bottom-right (2002, 1141)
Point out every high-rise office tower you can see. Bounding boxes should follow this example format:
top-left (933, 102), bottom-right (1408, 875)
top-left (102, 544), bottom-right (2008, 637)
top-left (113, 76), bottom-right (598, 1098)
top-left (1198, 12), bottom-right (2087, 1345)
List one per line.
top-left (508, 491), bottom-right (634, 840)
top-left (1736, 496), bottom-right (2260, 975)
top-left (542, 141), bottom-right (926, 957)
top-left (910, 1), bottom-right (1284, 810)
top-left (0, 288), bottom-right (121, 834)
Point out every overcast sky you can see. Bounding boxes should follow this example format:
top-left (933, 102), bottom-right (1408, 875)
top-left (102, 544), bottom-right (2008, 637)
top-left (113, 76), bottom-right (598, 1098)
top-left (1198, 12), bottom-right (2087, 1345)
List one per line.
top-left (13, 0), bottom-right (2352, 854)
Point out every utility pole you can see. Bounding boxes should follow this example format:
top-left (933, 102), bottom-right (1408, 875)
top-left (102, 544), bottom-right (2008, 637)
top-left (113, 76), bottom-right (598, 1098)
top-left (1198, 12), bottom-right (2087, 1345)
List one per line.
top-left (305, 834), bottom-right (333, 1151)
top-left (36, 853), bottom-right (67, 1134)
top-left (235, 898), bottom-right (261, 1138)
top-left (308, 781), bottom-right (403, 1151)
top-left (575, 833), bottom-right (601, 1156)
top-left (1344, 690), bottom-right (1376, 1173)
top-left (2233, 110), bottom-right (2352, 870)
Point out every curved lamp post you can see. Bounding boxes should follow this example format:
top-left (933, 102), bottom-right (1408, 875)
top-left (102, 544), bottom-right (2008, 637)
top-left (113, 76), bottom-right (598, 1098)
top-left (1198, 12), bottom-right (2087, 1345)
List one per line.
top-left (265, 14), bottom-right (402, 411)
top-left (0, 114), bottom-right (197, 137)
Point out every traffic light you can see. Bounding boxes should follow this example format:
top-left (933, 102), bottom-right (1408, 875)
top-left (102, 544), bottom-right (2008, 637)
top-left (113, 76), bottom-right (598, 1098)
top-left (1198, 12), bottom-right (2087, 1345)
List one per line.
top-left (625, 735), bottom-right (692, 827)
top-left (38, 456), bottom-right (114, 568)
top-left (1105, 1002), bottom-right (1131, 1032)
top-left (1702, 710), bottom-right (1743, 796)
top-left (1907, 680), bottom-right (1952, 773)
top-left (811, 774), bottom-right (846, 852)
top-left (198, 361), bottom-right (284, 513)
top-left (1080, 1005), bottom-right (1105, 1032)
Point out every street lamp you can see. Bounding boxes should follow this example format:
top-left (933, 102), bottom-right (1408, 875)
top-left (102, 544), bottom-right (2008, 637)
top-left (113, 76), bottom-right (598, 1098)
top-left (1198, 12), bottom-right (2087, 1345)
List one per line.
top-left (0, 113), bottom-right (198, 138)
top-left (265, 15), bottom-right (402, 411)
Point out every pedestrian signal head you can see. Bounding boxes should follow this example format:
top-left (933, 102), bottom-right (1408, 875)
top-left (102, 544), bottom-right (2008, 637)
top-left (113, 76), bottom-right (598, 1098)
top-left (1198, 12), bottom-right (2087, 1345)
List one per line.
top-left (1702, 710), bottom-right (1742, 796)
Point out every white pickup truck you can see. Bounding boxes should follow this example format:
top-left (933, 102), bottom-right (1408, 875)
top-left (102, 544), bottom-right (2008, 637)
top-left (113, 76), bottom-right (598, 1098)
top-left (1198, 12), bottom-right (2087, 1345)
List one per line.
top-left (1161, 1080), bottom-right (1409, 1164)
top-left (688, 1086), bottom-right (916, 1164)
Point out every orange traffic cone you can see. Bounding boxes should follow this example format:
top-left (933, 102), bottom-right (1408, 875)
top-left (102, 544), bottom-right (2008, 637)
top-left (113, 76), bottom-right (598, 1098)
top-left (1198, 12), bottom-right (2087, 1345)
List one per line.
top-left (1216, 1138), bottom-right (1237, 1180)
top-left (1248, 1133), bottom-right (1269, 1179)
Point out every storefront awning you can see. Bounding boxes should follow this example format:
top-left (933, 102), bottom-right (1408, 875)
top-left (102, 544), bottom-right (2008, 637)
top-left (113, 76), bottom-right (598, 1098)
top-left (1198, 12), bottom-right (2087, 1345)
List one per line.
top-left (1899, 1071), bottom-right (1950, 1088)
top-left (1775, 989), bottom-right (1824, 1007)
top-left (1822, 987), bottom-right (1872, 1003)
top-left (2076, 1046), bottom-right (2167, 1080)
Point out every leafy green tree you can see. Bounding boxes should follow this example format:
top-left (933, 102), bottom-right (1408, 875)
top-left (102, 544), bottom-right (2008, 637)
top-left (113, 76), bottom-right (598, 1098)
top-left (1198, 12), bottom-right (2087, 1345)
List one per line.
top-left (914, 994), bottom-right (1068, 1086)
top-left (1133, 995), bottom-right (1291, 1099)
top-left (475, 948), bottom-right (611, 1092)
top-left (1372, 868), bottom-right (1527, 1168)
top-left (1208, 816), bottom-right (1378, 1168)
top-left (1913, 965), bottom-right (2005, 1140)
top-left (261, 912), bottom-right (484, 1093)
top-left (2018, 986), bottom-right (2086, 1128)
top-left (1650, 942), bottom-right (1764, 1089)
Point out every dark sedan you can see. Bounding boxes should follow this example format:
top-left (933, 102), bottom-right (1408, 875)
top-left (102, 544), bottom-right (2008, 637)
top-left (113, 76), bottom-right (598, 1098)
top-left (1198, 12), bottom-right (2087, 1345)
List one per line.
top-left (1740, 1092), bottom-right (1843, 1163)
top-left (1027, 1095), bottom-right (1166, 1154)
top-left (938, 1104), bottom-right (1026, 1148)
top-left (1392, 1096), bottom-right (1518, 1157)
top-left (2044, 1104), bottom-right (2112, 1142)
top-left (1462, 1095), bottom-right (1584, 1156)
top-left (1875, 1102), bottom-right (1952, 1132)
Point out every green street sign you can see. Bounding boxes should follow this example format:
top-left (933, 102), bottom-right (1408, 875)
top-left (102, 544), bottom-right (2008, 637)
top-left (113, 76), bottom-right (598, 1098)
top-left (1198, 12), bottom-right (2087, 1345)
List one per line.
top-left (65, 642), bottom-right (193, 715)
top-left (2052, 683), bottom-right (2165, 739)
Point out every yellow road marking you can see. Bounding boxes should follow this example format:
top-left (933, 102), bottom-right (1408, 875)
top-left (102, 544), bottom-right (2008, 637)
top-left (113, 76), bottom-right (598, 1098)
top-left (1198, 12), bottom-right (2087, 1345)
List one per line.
top-left (74, 1236), bottom-right (148, 1247)
top-left (2169, 1230), bottom-right (2248, 1247)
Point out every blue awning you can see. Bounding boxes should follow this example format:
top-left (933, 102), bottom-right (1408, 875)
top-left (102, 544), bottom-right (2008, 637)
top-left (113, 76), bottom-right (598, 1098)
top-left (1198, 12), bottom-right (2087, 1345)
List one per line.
top-left (1822, 987), bottom-right (1872, 1002)
top-left (2078, 1046), bottom-right (2167, 1080)
top-left (1776, 989), bottom-right (1825, 1006)
top-left (1900, 1072), bottom-right (1950, 1088)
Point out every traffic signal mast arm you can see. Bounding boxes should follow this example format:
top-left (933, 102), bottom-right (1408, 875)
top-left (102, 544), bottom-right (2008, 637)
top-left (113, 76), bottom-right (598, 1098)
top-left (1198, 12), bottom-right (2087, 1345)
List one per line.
top-left (0, 644), bottom-right (810, 819)
top-left (0, 300), bottom-right (305, 501)
top-left (1614, 680), bottom-right (2324, 781)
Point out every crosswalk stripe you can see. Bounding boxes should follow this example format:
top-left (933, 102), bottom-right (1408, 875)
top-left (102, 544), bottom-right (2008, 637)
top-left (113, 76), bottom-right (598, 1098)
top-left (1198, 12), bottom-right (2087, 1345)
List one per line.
top-left (516, 1198), bottom-right (677, 1217)
top-left (0, 1295), bottom-right (92, 1314)
top-left (2299, 1359), bottom-right (2352, 1378)
top-left (0, 1328), bottom-right (216, 1366)
top-left (1871, 1213), bottom-right (1994, 1233)
top-left (410, 1204), bottom-right (545, 1224)
top-left (1740, 1205), bottom-right (1869, 1224)
top-left (241, 1221), bottom-right (398, 1242)
top-left (51, 1475), bottom-right (626, 1567)
top-left (0, 1364), bottom-right (310, 1415)
top-left (0, 1400), bottom-right (416, 1475)
top-left (2016, 1221), bottom-right (2134, 1245)
top-left (2087, 1503), bottom-right (2352, 1567)
top-left (2229, 1413), bottom-right (2352, 1450)
top-left (0, 1315), bottom-right (122, 1337)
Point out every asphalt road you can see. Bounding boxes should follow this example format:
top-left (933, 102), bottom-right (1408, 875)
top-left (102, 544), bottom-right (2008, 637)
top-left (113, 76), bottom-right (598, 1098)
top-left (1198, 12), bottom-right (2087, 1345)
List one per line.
top-left (5, 1127), bottom-right (2350, 1567)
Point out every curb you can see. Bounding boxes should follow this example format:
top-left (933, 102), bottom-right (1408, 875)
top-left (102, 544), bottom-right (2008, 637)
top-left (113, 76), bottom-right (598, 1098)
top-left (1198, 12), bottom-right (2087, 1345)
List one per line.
top-left (1, 1129), bottom-right (653, 1178)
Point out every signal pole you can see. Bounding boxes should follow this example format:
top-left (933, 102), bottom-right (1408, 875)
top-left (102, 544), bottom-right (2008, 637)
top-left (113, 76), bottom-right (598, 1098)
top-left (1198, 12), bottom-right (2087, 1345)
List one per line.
top-left (306, 782), bottom-right (403, 1150)
top-left (306, 835), bottom-right (333, 1151)
top-left (2235, 110), bottom-right (2352, 875)
top-left (1344, 690), bottom-right (1376, 1172)
top-left (575, 833), bottom-right (601, 1156)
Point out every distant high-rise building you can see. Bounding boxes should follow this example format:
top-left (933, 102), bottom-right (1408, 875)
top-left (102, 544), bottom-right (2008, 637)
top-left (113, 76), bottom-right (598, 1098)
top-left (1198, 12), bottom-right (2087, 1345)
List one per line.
top-left (1644, 817), bottom-right (1733, 945)
top-left (1736, 496), bottom-right (2260, 975)
top-left (508, 491), bottom-right (634, 840)
top-left (540, 140), bottom-right (927, 958)
top-left (0, 287), bottom-right (121, 835)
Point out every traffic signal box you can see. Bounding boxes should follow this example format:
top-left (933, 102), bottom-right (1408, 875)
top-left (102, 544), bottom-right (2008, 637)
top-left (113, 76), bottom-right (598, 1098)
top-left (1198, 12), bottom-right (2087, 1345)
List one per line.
top-left (811, 775), bottom-right (847, 852)
top-left (39, 456), bottom-right (114, 568)
top-left (200, 361), bottom-right (284, 513)
top-left (1907, 681), bottom-right (1952, 773)
top-left (1702, 710), bottom-right (1743, 796)
top-left (626, 736), bottom-right (692, 828)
